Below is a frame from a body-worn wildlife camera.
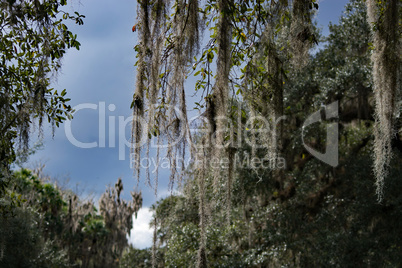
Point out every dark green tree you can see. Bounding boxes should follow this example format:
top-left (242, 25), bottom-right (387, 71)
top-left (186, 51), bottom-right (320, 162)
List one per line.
top-left (0, 169), bottom-right (143, 267)
top-left (0, 0), bottom-right (84, 202)
top-left (140, 1), bottom-right (402, 267)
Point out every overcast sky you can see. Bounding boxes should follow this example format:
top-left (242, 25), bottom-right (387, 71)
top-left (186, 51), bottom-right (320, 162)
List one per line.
top-left (24, 0), bottom-right (350, 249)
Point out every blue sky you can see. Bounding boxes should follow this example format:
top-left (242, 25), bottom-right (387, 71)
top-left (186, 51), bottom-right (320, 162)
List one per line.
top-left (25, 0), bottom-right (350, 249)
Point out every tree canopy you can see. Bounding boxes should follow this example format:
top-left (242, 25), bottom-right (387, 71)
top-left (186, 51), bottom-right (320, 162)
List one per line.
top-left (130, 0), bottom-right (401, 267)
top-left (0, 0), bottom-right (84, 192)
top-left (0, 168), bottom-right (142, 267)
top-left (0, 0), bottom-right (400, 267)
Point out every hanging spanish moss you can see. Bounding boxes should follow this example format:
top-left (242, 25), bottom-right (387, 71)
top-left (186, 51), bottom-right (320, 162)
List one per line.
top-left (145, 0), bottom-right (166, 187)
top-left (131, 1), bottom-right (318, 266)
top-left (133, 0), bottom-right (201, 266)
top-left (244, 25), bottom-right (284, 172)
top-left (290, 0), bottom-right (316, 68)
top-left (266, 39), bottom-right (283, 169)
top-left (132, 0), bottom-right (200, 187)
top-left (366, 0), bottom-right (401, 201)
top-left (226, 146), bottom-right (235, 223)
top-left (194, 2), bottom-right (234, 264)
top-left (210, 0), bottom-right (232, 192)
top-left (166, 0), bottom-right (186, 188)
top-left (132, 0), bottom-right (150, 184)
top-left (98, 178), bottom-right (143, 264)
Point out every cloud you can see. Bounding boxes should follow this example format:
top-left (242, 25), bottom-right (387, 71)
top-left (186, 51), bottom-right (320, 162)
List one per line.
top-left (128, 207), bottom-right (153, 249)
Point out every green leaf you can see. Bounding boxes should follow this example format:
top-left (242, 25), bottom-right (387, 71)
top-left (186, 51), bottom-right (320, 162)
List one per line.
top-left (207, 51), bottom-right (214, 63)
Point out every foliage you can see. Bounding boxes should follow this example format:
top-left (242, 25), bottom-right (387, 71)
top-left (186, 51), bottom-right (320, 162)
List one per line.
top-left (132, 1), bottom-right (320, 265)
top-left (0, 205), bottom-right (71, 267)
top-left (366, 0), bottom-right (401, 200)
top-left (98, 178), bottom-right (143, 267)
top-left (120, 246), bottom-right (153, 268)
top-left (129, 1), bottom-right (402, 267)
top-left (0, 0), bottom-right (84, 195)
top-left (0, 169), bottom-right (142, 268)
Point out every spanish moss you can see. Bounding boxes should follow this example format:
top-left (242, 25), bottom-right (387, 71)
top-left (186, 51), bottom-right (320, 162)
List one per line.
top-left (366, 0), bottom-right (401, 201)
top-left (211, 0), bottom-right (233, 190)
top-left (290, 0), bottom-right (316, 68)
